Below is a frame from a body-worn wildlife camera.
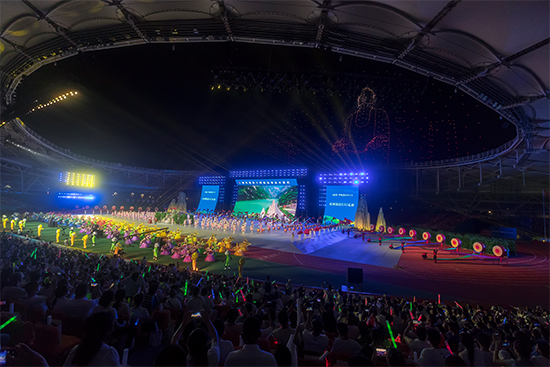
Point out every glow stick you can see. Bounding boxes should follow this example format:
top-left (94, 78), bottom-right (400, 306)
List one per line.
top-left (247, 277), bottom-right (249, 284)
top-left (0, 315), bottom-right (17, 330)
top-left (438, 294), bottom-right (441, 304)
top-left (196, 277), bottom-right (202, 287)
top-left (442, 333), bottom-right (453, 354)
top-left (454, 301), bottom-right (463, 309)
top-left (184, 280), bottom-right (188, 295)
top-left (97, 263), bottom-right (100, 271)
top-left (386, 320), bottom-right (397, 348)
top-left (122, 348), bottom-right (129, 366)
top-left (212, 289), bottom-right (215, 299)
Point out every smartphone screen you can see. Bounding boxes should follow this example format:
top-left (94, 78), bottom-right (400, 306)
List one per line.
top-left (191, 312), bottom-right (201, 318)
top-left (376, 348), bottom-right (386, 357)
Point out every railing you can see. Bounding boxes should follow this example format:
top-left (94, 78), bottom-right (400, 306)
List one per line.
top-left (393, 131), bottom-right (523, 169)
top-left (12, 118), bottom-right (199, 175)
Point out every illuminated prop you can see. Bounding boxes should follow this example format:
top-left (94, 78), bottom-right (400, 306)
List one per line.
top-left (450, 238), bottom-right (462, 248)
top-left (422, 232), bottom-right (431, 241)
top-left (333, 87), bottom-right (390, 163)
top-left (398, 227), bottom-right (406, 236)
top-left (436, 234), bottom-right (446, 243)
top-left (492, 245), bottom-right (504, 257)
top-left (472, 242), bottom-right (485, 253)
top-left (387, 227), bottom-right (395, 235)
top-left (354, 195), bottom-right (370, 231)
top-left (409, 229), bottom-right (417, 239)
top-left (60, 172), bottom-right (96, 188)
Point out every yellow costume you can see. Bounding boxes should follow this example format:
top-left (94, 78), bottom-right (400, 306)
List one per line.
top-left (56, 228), bottom-right (61, 243)
top-left (70, 231), bottom-right (76, 246)
top-left (238, 258), bottom-right (246, 278)
top-left (37, 224), bottom-right (43, 237)
top-left (2, 217), bottom-right (7, 229)
top-left (11, 219), bottom-right (15, 231)
top-left (18, 221), bottom-right (24, 232)
top-left (82, 234), bottom-right (89, 249)
top-left (191, 251), bottom-right (199, 271)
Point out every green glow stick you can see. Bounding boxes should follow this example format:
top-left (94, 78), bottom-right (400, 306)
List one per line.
top-left (184, 280), bottom-right (188, 296)
top-left (0, 316), bottom-right (17, 330)
top-left (97, 263), bottom-right (100, 271)
top-left (386, 320), bottom-right (397, 348)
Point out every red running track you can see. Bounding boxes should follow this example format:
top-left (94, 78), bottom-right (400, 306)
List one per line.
top-left (244, 241), bottom-right (549, 308)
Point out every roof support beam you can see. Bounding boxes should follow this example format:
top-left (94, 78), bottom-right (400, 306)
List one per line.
top-left (395, 0), bottom-right (461, 61)
top-left (21, 0), bottom-right (78, 48)
top-left (218, 1), bottom-right (234, 42)
top-left (112, 0), bottom-right (150, 43)
top-left (315, 1), bottom-right (332, 48)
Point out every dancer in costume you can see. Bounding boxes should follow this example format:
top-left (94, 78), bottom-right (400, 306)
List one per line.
top-left (37, 224), bottom-right (43, 238)
top-left (205, 248), bottom-right (215, 262)
top-left (70, 228), bottom-right (76, 246)
top-left (10, 219), bottom-right (16, 231)
top-left (153, 243), bottom-right (160, 260)
top-left (224, 250), bottom-right (232, 270)
top-left (56, 228), bottom-right (61, 243)
top-left (191, 251), bottom-right (199, 271)
top-left (2, 215), bottom-right (7, 229)
top-left (82, 234), bottom-right (88, 249)
top-left (92, 232), bottom-right (97, 246)
top-left (238, 258), bottom-right (245, 278)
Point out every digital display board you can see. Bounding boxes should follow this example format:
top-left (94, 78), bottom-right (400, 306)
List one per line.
top-left (57, 192), bottom-right (96, 200)
top-left (59, 172), bottom-right (96, 187)
top-left (196, 185), bottom-right (220, 212)
top-left (233, 179), bottom-right (298, 218)
top-left (323, 185), bottom-right (359, 224)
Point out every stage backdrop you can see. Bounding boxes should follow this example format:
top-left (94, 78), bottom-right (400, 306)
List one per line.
top-left (196, 185), bottom-right (220, 212)
top-left (233, 179), bottom-right (298, 218)
top-left (323, 185), bottom-right (359, 224)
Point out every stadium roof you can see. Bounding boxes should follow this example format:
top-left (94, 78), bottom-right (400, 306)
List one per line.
top-left (1, 0), bottom-right (548, 181)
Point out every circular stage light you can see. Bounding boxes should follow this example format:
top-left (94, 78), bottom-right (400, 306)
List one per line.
top-left (398, 227), bottom-right (406, 236)
top-left (370, 224), bottom-right (375, 231)
top-left (422, 232), bottom-right (431, 241)
top-left (473, 242), bottom-right (485, 253)
top-left (450, 238), bottom-right (462, 248)
top-left (492, 245), bottom-right (504, 257)
top-left (378, 225), bottom-right (385, 233)
top-left (436, 234), bottom-right (446, 243)
top-left (387, 227), bottom-right (395, 235)
top-left (409, 229), bottom-right (417, 239)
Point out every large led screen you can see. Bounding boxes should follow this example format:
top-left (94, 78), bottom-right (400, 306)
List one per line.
top-left (233, 179), bottom-right (298, 218)
top-left (323, 185), bottom-right (359, 224)
top-left (196, 185), bottom-right (220, 212)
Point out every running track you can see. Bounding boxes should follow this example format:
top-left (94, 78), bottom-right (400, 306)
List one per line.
top-left (244, 241), bottom-right (549, 307)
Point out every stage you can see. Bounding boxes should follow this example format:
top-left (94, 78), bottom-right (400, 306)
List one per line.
top-left (30, 215), bottom-right (550, 308)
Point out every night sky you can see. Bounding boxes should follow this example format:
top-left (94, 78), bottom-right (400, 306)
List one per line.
top-left (16, 43), bottom-right (516, 173)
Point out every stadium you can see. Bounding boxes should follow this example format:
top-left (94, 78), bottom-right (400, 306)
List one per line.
top-left (1, 1), bottom-right (549, 366)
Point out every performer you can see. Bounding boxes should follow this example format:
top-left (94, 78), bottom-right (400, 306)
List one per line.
top-left (37, 224), bottom-right (43, 238)
top-left (433, 249), bottom-right (438, 263)
top-left (401, 241), bottom-right (405, 253)
top-left (153, 243), bottom-right (160, 260)
top-left (2, 215), bottom-right (7, 229)
top-left (110, 238), bottom-right (117, 253)
top-left (82, 234), bottom-right (88, 249)
top-left (18, 220), bottom-right (24, 233)
top-left (92, 232), bottom-right (97, 246)
top-left (56, 228), bottom-right (61, 243)
top-left (224, 250), bottom-right (232, 270)
top-left (191, 251), bottom-right (199, 271)
top-left (238, 258), bottom-right (246, 278)
top-left (378, 236), bottom-right (382, 246)
top-left (11, 218), bottom-right (16, 231)
top-left (70, 229), bottom-right (76, 246)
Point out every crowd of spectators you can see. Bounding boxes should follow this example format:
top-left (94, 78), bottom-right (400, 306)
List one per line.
top-left (1, 232), bottom-right (548, 366)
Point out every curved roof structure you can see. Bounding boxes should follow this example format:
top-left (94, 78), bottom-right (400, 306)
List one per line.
top-left (1, 1), bottom-right (548, 196)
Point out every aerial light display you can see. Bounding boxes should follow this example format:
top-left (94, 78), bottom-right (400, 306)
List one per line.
top-left (59, 171), bottom-right (96, 188)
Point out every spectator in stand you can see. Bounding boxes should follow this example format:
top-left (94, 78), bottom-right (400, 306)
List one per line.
top-left (322, 303), bottom-right (338, 334)
top-left (130, 293), bottom-right (149, 324)
top-left (119, 272), bottom-right (145, 298)
top-left (186, 310), bottom-right (219, 366)
top-left (274, 344), bottom-right (292, 366)
top-left (272, 309), bottom-right (295, 345)
top-left (186, 287), bottom-right (205, 313)
top-left (224, 316), bottom-right (277, 366)
top-left (165, 289), bottom-right (183, 310)
top-left (416, 328), bottom-right (450, 366)
top-left (2, 272), bottom-right (27, 303)
top-left (331, 323), bottom-right (362, 362)
top-left (56, 283), bottom-right (98, 319)
top-left (302, 318), bottom-right (329, 355)
top-left (92, 290), bottom-right (118, 328)
top-left (213, 319), bottom-right (234, 365)
top-left (459, 332), bottom-right (488, 366)
top-left (64, 312), bottom-right (120, 366)
top-left (223, 309), bottom-right (243, 348)
top-left (403, 322), bottom-right (430, 359)
top-left (386, 347), bottom-right (406, 366)
top-left (142, 281), bottom-right (161, 313)
top-left (23, 281), bottom-right (47, 320)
